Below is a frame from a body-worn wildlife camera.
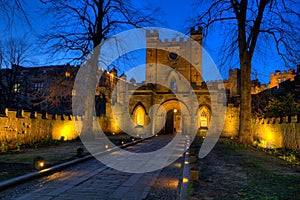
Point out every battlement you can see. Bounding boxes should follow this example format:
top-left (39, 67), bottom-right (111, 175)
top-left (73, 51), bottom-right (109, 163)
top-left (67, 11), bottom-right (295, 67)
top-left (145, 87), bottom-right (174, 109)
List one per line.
top-left (146, 29), bottom-right (159, 37)
top-left (254, 115), bottom-right (300, 125)
top-left (270, 69), bottom-right (295, 77)
top-left (269, 69), bottom-right (296, 88)
top-left (0, 108), bottom-right (78, 121)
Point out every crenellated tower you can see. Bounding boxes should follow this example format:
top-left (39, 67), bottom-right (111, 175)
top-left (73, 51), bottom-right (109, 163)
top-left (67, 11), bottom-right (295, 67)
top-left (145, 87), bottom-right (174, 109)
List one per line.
top-left (145, 27), bottom-right (203, 86)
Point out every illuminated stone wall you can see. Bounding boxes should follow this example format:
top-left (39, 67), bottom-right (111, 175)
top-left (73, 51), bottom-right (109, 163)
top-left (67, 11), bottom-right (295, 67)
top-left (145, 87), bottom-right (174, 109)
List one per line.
top-left (0, 109), bottom-right (79, 148)
top-left (252, 116), bottom-right (300, 150)
top-left (221, 108), bottom-right (300, 150)
top-left (222, 104), bottom-right (240, 137)
top-left (0, 109), bottom-right (123, 149)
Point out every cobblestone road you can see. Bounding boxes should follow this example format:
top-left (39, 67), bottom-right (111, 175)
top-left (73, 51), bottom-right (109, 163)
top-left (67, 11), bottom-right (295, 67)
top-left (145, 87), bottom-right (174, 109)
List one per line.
top-left (0, 135), bottom-right (188, 200)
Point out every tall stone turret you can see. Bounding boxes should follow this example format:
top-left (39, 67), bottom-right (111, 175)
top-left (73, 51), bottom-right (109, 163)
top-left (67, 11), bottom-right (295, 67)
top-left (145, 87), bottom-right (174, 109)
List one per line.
top-left (190, 26), bottom-right (203, 85)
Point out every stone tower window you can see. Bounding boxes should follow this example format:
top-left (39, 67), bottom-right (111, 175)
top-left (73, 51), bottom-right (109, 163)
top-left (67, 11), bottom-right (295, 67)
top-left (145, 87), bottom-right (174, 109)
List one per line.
top-left (170, 77), bottom-right (177, 91)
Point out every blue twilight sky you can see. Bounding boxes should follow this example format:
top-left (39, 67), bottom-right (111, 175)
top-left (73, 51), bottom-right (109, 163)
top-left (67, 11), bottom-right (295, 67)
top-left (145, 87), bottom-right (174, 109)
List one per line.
top-left (0, 0), bottom-right (290, 84)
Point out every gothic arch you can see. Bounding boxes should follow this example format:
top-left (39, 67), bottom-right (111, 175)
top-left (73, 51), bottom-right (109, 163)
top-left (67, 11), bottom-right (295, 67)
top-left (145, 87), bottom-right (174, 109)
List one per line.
top-left (133, 105), bottom-right (146, 126)
top-left (198, 106), bottom-right (211, 129)
top-left (166, 70), bottom-right (181, 92)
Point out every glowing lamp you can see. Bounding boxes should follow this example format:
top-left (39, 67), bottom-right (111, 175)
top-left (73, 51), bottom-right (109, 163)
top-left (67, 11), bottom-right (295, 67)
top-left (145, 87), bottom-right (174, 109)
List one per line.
top-left (34, 156), bottom-right (45, 171)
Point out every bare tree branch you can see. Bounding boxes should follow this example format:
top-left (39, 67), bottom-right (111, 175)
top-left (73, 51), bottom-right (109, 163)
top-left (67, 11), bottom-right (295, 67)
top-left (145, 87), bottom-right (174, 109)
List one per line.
top-left (40, 0), bottom-right (160, 63)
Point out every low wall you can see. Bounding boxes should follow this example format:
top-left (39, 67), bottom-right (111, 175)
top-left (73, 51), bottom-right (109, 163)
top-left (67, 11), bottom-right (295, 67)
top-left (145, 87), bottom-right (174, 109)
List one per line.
top-left (221, 106), bottom-right (300, 150)
top-left (252, 116), bottom-right (300, 150)
top-left (1, 108), bottom-right (299, 150)
top-left (0, 109), bottom-right (123, 149)
top-left (0, 110), bottom-right (79, 148)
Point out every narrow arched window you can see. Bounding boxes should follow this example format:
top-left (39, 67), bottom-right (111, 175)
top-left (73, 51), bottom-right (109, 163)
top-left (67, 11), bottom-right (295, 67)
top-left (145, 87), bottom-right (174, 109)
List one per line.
top-left (170, 77), bottom-right (177, 91)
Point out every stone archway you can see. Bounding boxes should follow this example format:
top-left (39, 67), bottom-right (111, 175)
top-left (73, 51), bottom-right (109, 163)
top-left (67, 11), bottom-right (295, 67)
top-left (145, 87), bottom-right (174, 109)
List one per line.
top-left (154, 99), bottom-right (194, 135)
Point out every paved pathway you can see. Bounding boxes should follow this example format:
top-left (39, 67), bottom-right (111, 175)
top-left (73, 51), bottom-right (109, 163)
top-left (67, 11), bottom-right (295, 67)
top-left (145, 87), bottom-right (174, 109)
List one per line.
top-left (0, 135), bottom-right (188, 200)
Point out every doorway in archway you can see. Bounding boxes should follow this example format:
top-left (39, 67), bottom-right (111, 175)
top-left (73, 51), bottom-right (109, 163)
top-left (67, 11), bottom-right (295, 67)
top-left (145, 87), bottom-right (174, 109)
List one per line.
top-left (164, 110), bottom-right (174, 134)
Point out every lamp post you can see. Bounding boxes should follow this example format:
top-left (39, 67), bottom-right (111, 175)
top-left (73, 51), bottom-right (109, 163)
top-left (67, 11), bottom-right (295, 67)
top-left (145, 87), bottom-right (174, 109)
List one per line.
top-left (173, 109), bottom-right (177, 134)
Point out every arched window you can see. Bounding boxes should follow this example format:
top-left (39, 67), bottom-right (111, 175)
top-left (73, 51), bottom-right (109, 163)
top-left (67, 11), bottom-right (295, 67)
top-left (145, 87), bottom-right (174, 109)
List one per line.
top-left (200, 111), bottom-right (208, 127)
top-left (170, 77), bottom-right (177, 91)
top-left (198, 107), bottom-right (210, 128)
top-left (134, 106), bottom-right (145, 126)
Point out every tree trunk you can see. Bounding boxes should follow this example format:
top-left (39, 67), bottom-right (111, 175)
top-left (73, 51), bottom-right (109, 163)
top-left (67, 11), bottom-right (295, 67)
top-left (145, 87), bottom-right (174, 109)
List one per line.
top-left (238, 54), bottom-right (253, 144)
top-left (80, 48), bottom-right (101, 140)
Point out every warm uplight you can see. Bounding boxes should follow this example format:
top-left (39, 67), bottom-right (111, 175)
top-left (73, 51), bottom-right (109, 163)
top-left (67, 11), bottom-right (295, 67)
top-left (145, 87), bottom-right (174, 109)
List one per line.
top-left (60, 125), bottom-right (72, 141)
top-left (183, 178), bottom-right (189, 183)
top-left (34, 156), bottom-right (45, 171)
top-left (39, 161), bottom-right (44, 168)
top-left (174, 109), bottom-right (177, 113)
top-left (174, 163), bottom-right (182, 168)
top-left (185, 161), bottom-right (189, 165)
top-left (105, 145), bottom-right (109, 149)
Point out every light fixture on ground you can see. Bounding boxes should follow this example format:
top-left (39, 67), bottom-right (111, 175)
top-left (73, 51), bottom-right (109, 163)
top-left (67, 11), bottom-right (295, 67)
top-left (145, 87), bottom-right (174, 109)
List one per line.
top-left (77, 148), bottom-right (84, 158)
top-left (34, 156), bottom-right (45, 170)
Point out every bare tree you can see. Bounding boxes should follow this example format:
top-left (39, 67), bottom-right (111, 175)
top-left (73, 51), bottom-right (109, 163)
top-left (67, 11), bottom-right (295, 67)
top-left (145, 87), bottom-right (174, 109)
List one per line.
top-left (193, 0), bottom-right (300, 144)
top-left (41, 0), bottom-right (159, 61)
top-left (0, 38), bottom-right (33, 110)
top-left (40, 0), bottom-right (159, 138)
top-left (0, 38), bottom-right (33, 68)
top-left (0, 0), bottom-right (32, 30)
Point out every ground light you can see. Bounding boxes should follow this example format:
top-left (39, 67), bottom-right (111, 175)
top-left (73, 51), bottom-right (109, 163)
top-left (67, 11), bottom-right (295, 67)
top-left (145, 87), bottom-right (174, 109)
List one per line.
top-left (77, 148), bottom-right (84, 158)
top-left (34, 156), bottom-right (45, 171)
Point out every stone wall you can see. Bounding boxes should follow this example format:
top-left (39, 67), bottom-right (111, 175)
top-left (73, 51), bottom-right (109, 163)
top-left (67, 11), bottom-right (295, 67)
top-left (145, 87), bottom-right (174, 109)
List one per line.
top-left (0, 108), bottom-right (125, 149)
top-left (1, 107), bottom-right (299, 151)
top-left (222, 105), bottom-right (240, 137)
top-left (221, 107), bottom-right (300, 150)
top-left (0, 109), bottom-right (79, 148)
top-left (252, 116), bottom-right (300, 150)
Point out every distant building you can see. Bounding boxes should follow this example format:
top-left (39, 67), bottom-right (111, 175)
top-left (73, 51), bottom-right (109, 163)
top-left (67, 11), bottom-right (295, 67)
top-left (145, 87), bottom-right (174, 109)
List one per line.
top-left (0, 64), bottom-right (78, 114)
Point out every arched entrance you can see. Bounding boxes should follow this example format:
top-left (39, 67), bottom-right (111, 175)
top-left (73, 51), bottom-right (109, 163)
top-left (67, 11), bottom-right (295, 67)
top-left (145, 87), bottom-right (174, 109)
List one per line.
top-left (165, 110), bottom-right (174, 134)
top-left (164, 109), bottom-right (181, 134)
top-left (154, 100), bottom-right (194, 135)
